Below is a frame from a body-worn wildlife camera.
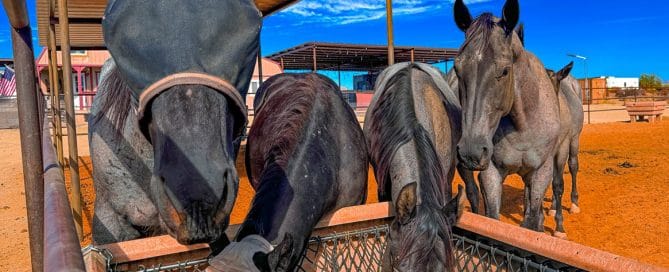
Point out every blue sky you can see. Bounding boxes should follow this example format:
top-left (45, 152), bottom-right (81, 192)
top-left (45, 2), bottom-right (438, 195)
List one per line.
top-left (2, 0), bottom-right (668, 88)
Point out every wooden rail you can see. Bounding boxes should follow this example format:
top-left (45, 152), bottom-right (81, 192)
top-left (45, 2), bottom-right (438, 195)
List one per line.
top-left (84, 202), bottom-right (667, 271)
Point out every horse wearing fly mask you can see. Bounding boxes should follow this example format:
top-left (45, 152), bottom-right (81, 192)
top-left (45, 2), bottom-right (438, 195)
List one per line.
top-left (365, 63), bottom-right (465, 272)
top-left (452, 0), bottom-right (563, 234)
top-left (89, 0), bottom-right (259, 245)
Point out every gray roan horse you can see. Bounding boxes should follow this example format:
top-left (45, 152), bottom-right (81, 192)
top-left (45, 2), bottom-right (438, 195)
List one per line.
top-left (89, 0), bottom-right (260, 245)
top-left (545, 61), bottom-right (584, 237)
top-left (365, 62), bottom-right (465, 271)
top-left (207, 73), bottom-right (368, 271)
top-left (453, 0), bottom-right (564, 234)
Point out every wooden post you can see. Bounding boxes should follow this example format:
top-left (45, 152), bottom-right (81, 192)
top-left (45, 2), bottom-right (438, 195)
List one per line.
top-left (280, 57), bottom-right (284, 70)
top-left (57, 0), bottom-right (83, 240)
top-left (410, 48), bottom-right (415, 63)
top-left (385, 0), bottom-right (395, 65)
top-left (312, 46), bottom-right (317, 73)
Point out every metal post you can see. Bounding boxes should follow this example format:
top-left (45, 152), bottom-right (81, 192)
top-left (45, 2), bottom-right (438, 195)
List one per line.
top-left (57, 0), bottom-right (83, 240)
top-left (257, 43), bottom-right (263, 86)
top-left (47, 0), bottom-right (64, 166)
top-left (584, 60), bottom-right (590, 124)
top-left (385, 0), bottom-right (395, 65)
top-left (337, 64), bottom-right (341, 89)
top-left (312, 46), bottom-right (317, 73)
top-left (9, 22), bottom-right (45, 272)
top-left (410, 48), bottom-right (414, 63)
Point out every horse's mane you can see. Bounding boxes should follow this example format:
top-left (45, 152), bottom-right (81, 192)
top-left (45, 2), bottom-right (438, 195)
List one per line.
top-left (90, 59), bottom-right (135, 137)
top-left (460, 12), bottom-right (497, 52)
top-left (368, 65), bottom-right (454, 268)
top-left (248, 73), bottom-right (337, 187)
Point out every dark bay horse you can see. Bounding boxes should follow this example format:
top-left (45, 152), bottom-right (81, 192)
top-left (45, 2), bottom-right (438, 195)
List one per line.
top-left (453, 0), bottom-right (562, 233)
top-left (364, 62), bottom-right (465, 271)
top-left (546, 62), bottom-right (584, 237)
top-left (89, 0), bottom-right (260, 245)
top-left (207, 73), bottom-right (368, 271)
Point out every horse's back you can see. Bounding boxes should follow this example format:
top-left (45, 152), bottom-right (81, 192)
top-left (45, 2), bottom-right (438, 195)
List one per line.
top-left (247, 73), bottom-right (367, 207)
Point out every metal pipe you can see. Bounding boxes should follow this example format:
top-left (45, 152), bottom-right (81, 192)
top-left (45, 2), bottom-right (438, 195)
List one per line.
top-left (312, 46), bottom-right (317, 72)
top-left (1, 0), bottom-right (29, 28)
top-left (57, 0), bottom-right (83, 240)
top-left (385, 0), bottom-right (395, 65)
top-left (42, 110), bottom-right (86, 271)
top-left (11, 24), bottom-right (45, 272)
top-left (47, 4), bottom-right (64, 166)
top-left (257, 42), bottom-right (263, 86)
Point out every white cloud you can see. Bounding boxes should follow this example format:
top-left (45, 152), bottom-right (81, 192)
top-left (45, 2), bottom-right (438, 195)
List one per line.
top-left (280, 0), bottom-right (493, 26)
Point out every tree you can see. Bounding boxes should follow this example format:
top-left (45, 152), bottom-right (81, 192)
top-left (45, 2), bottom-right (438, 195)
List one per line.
top-left (639, 74), bottom-right (662, 90)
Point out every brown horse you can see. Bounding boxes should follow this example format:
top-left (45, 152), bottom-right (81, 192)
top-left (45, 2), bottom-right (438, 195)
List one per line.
top-left (364, 62), bottom-right (465, 271)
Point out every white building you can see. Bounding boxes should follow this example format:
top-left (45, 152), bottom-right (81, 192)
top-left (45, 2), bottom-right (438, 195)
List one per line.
top-left (606, 77), bottom-right (639, 88)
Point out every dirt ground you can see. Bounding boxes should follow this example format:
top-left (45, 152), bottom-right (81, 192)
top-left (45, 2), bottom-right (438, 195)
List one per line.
top-left (1, 119), bottom-right (668, 270)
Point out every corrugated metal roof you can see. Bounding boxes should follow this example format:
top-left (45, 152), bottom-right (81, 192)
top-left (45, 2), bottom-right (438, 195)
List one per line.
top-left (36, 0), bottom-right (299, 48)
top-left (268, 42), bottom-right (458, 71)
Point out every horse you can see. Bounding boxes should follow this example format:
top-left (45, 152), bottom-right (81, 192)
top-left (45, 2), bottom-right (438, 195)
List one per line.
top-left (207, 73), bottom-right (369, 271)
top-left (364, 62), bottom-right (465, 271)
top-left (545, 62), bottom-right (584, 237)
top-left (452, 0), bottom-right (563, 233)
top-left (89, 0), bottom-right (260, 245)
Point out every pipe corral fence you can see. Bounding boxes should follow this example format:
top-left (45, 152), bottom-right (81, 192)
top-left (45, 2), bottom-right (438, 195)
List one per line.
top-left (2, 0), bottom-right (668, 271)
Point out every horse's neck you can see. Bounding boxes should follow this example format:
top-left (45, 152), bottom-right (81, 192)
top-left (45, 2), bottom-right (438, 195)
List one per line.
top-left (508, 51), bottom-right (559, 132)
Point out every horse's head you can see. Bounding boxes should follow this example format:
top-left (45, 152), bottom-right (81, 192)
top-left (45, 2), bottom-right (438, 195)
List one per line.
top-left (208, 233), bottom-right (296, 272)
top-left (102, 0), bottom-right (260, 244)
top-left (141, 79), bottom-right (247, 244)
top-left (386, 183), bottom-right (465, 272)
top-left (452, 0), bottom-right (520, 170)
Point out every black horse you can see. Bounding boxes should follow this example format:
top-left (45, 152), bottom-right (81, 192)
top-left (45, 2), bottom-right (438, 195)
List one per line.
top-left (208, 73), bottom-right (369, 271)
top-left (365, 63), bottom-right (465, 271)
top-left (90, 0), bottom-right (259, 245)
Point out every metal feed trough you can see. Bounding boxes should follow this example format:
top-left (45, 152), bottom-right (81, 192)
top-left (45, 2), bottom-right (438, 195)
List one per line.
top-left (2, 0), bottom-right (667, 271)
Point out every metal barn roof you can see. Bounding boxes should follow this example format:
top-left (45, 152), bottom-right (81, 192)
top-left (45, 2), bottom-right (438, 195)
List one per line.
top-left (267, 42), bottom-right (459, 71)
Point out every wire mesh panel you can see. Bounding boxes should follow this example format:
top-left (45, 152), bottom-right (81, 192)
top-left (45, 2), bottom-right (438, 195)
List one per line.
top-left (297, 225), bottom-right (388, 271)
top-left (100, 224), bottom-right (578, 272)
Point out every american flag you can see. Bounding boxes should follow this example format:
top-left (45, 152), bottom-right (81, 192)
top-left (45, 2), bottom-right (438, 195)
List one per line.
top-left (0, 65), bottom-right (17, 97)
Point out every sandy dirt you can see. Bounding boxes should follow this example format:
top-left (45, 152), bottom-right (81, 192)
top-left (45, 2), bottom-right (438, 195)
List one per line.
top-left (1, 119), bottom-right (668, 270)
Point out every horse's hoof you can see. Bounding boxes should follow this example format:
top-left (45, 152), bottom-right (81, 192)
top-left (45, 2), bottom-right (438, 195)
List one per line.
top-left (548, 209), bottom-right (556, 217)
top-left (569, 204), bottom-right (581, 214)
top-left (553, 231), bottom-right (567, 239)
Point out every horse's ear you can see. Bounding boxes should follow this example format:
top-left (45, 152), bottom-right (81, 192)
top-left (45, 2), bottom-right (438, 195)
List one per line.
top-left (267, 233), bottom-right (294, 272)
top-left (501, 0), bottom-right (520, 35)
top-left (454, 0), bottom-right (473, 32)
top-left (556, 61), bottom-right (574, 83)
top-left (443, 185), bottom-right (466, 226)
top-left (515, 23), bottom-right (525, 46)
top-left (395, 182), bottom-right (417, 225)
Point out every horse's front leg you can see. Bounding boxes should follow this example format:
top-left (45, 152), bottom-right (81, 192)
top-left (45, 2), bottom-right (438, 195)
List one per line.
top-left (520, 158), bottom-right (554, 232)
top-left (457, 165), bottom-right (480, 214)
top-left (478, 165), bottom-right (505, 219)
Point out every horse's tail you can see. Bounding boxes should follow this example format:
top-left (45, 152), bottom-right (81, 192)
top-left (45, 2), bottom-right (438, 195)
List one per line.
top-left (90, 59), bottom-right (134, 136)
